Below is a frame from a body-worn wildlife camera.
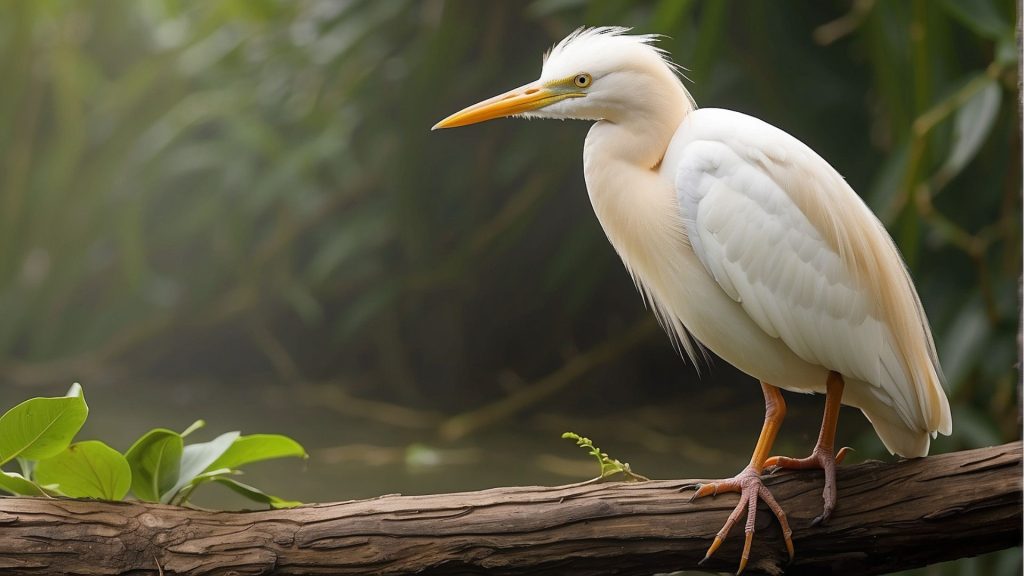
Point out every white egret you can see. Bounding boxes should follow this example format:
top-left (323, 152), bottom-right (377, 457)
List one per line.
top-left (434, 27), bottom-right (951, 573)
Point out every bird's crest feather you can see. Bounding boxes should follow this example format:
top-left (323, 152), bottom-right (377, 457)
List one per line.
top-left (544, 27), bottom-right (692, 84)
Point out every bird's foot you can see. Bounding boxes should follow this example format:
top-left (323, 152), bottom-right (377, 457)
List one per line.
top-left (681, 466), bottom-right (794, 575)
top-left (765, 445), bottom-right (852, 526)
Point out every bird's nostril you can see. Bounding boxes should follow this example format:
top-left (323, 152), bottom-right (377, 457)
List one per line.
top-left (525, 88), bottom-right (539, 95)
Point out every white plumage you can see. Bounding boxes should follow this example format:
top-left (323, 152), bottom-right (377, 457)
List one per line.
top-left (561, 28), bottom-right (951, 457)
top-left (434, 26), bottom-right (953, 571)
top-left (666, 108), bottom-right (951, 456)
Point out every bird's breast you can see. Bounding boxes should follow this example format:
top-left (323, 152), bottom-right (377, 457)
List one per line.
top-left (582, 140), bottom-right (827, 391)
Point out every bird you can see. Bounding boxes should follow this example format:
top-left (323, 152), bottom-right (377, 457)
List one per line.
top-left (433, 27), bottom-right (951, 574)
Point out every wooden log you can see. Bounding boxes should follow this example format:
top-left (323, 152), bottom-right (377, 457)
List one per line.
top-left (0, 441), bottom-right (1019, 575)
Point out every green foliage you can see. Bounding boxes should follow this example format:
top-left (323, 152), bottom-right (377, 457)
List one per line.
top-left (561, 432), bottom-right (648, 482)
top-left (208, 434), bottom-right (308, 472)
top-left (0, 2), bottom-right (1015, 449)
top-left (0, 383), bottom-right (88, 466)
top-left (124, 428), bottom-right (183, 502)
top-left (0, 471), bottom-right (48, 497)
top-left (0, 386), bottom-right (306, 508)
top-left (34, 440), bottom-right (131, 500)
top-left (213, 477), bottom-right (302, 509)
top-left (168, 430), bottom-right (241, 504)
top-left (0, 3), bottom-right (1018, 572)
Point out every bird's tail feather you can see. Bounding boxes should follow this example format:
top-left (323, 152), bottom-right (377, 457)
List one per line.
top-left (861, 404), bottom-right (931, 458)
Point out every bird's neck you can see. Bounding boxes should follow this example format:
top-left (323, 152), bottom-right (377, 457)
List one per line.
top-left (581, 80), bottom-right (691, 215)
top-left (583, 76), bottom-right (692, 170)
top-left (581, 86), bottom-right (693, 291)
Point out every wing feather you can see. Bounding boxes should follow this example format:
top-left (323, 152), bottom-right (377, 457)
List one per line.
top-left (674, 109), bottom-right (951, 450)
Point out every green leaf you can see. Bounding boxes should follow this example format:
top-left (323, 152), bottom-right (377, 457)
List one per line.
top-left (213, 477), bottom-right (302, 509)
top-left (171, 467), bottom-right (237, 506)
top-left (940, 78), bottom-right (1001, 183)
top-left (0, 471), bottom-right (48, 496)
top-left (124, 428), bottom-right (183, 502)
top-left (189, 467), bottom-right (236, 483)
top-left (996, 37), bottom-right (1017, 67)
top-left (938, 296), bottom-right (989, 391)
top-left (0, 387), bottom-right (89, 466)
top-left (34, 441), bottom-right (131, 500)
top-left (939, 0), bottom-right (1011, 39)
top-left (207, 434), bottom-right (307, 472)
top-left (162, 431), bottom-right (239, 503)
top-left (867, 141), bottom-right (910, 220)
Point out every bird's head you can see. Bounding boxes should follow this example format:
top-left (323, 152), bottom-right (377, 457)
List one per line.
top-left (433, 27), bottom-right (691, 130)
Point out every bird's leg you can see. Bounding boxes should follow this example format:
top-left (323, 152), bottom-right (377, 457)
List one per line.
top-left (764, 371), bottom-right (851, 526)
top-left (682, 381), bottom-right (793, 574)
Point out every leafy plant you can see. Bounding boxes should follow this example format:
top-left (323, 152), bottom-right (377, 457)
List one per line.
top-left (561, 432), bottom-right (649, 483)
top-left (35, 440), bottom-right (132, 501)
top-left (0, 385), bottom-right (306, 508)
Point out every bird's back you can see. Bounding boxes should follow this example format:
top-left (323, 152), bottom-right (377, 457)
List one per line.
top-left (663, 108), bottom-right (951, 456)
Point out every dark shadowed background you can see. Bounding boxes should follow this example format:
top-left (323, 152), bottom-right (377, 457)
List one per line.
top-left (0, 1), bottom-right (1020, 574)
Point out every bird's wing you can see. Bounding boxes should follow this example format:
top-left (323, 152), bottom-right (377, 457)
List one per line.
top-left (674, 109), bottom-right (951, 446)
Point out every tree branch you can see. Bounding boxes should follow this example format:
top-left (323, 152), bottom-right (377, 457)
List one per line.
top-left (0, 442), bottom-right (1019, 575)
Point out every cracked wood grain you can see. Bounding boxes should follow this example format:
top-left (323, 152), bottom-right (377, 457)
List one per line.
top-left (0, 441), bottom-right (1019, 575)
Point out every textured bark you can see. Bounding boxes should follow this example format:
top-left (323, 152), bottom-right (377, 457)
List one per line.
top-left (0, 442), bottom-right (1019, 576)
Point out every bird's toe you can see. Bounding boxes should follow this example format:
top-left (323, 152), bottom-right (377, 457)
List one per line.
top-left (690, 466), bottom-right (792, 574)
top-left (766, 446), bottom-right (843, 525)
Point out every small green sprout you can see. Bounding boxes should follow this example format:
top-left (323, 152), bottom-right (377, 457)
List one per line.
top-left (561, 432), bottom-right (649, 482)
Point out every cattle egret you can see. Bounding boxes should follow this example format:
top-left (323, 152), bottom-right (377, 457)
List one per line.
top-left (434, 27), bottom-right (951, 573)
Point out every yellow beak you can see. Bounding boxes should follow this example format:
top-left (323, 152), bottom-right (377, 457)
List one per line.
top-left (432, 82), bottom-right (579, 130)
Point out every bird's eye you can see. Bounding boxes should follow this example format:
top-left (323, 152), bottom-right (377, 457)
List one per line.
top-left (574, 73), bottom-right (592, 88)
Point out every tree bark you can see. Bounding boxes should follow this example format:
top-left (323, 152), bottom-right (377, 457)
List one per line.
top-left (0, 442), bottom-right (1019, 576)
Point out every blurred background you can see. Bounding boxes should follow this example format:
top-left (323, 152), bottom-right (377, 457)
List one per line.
top-left (0, 0), bottom-right (1019, 573)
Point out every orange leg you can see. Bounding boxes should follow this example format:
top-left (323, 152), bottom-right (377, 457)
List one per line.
top-left (683, 382), bottom-right (794, 575)
top-left (765, 371), bottom-right (851, 525)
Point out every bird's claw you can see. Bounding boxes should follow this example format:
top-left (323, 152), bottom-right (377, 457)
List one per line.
top-left (680, 482), bottom-right (724, 502)
top-left (764, 445), bottom-right (852, 526)
top-left (688, 466), bottom-right (794, 575)
top-left (678, 482), bottom-right (699, 494)
top-left (687, 489), bottom-right (703, 503)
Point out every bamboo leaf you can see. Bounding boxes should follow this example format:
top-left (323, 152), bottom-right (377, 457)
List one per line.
top-left (939, 78), bottom-right (1001, 184)
top-left (939, 0), bottom-right (1011, 39)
